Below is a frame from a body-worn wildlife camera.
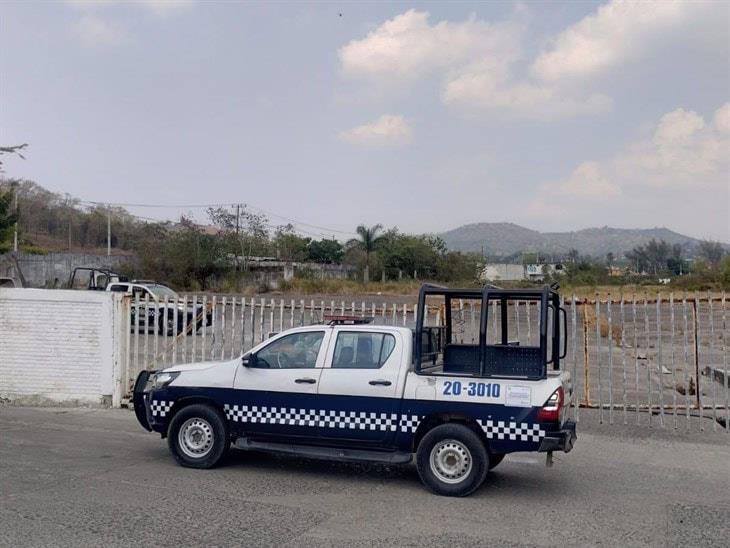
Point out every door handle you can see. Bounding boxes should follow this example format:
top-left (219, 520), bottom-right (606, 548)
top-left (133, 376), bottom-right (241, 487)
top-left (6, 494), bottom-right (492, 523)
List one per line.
top-left (369, 379), bottom-right (392, 386)
top-left (295, 377), bottom-right (317, 384)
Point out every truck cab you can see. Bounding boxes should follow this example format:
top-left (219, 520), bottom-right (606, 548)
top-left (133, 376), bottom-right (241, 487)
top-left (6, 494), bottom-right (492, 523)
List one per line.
top-left (133, 284), bottom-right (576, 497)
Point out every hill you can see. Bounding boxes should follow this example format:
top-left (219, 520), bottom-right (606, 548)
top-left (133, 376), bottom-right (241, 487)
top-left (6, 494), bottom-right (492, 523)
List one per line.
top-left (439, 223), bottom-right (709, 258)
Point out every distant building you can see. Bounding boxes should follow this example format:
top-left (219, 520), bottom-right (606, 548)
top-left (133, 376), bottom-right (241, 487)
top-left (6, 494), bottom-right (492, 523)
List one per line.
top-left (526, 263), bottom-right (564, 281)
top-left (480, 263), bottom-right (564, 282)
top-left (480, 263), bottom-right (526, 282)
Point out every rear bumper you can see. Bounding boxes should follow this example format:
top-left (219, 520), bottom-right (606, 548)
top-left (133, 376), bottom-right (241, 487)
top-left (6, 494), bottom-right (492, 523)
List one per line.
top-left (538, 421), bottom-right (576, 453)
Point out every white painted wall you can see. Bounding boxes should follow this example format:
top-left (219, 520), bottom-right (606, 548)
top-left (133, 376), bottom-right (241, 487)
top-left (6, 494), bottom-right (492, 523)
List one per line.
top-left (0, 289), bottom-right (127, 406)
top-left (480, 263), bottom-right (526, 282)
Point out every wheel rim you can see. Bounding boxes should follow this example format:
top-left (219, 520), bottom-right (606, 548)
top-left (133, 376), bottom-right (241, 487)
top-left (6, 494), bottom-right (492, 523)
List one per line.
top-left (178, 417), bottom-right (214, 459)
top-left (429, 439), bottom-right (472, 484)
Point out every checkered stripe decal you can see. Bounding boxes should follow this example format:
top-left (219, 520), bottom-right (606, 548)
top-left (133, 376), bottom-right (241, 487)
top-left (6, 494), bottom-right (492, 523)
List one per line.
top-left (223, 404), bottom-right (423, 433)
top-left (150, 400), bottom-right (173, 418)
top-left (478, 420), bottom-right (545, 442)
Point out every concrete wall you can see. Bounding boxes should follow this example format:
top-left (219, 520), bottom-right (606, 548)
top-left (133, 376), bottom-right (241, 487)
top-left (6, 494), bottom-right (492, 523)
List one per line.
top-left (0, 289), bottom-right (127, 406)
top-left (0, 252), bottom-right (131, 288)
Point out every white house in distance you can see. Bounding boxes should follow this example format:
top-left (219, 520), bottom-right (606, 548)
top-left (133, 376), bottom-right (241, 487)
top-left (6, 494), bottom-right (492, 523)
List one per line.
top-left (480, 263), bottom-right (564, 282)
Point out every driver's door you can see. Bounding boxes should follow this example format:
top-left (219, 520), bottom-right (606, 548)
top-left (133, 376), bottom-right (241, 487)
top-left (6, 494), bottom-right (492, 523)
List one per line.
top-left (231, 330), bottom-right (330, 442)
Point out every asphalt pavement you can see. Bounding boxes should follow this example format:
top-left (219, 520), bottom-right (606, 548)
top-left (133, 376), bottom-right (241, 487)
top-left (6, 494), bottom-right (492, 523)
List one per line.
top-left (0, 407), bottom-right (728, 547)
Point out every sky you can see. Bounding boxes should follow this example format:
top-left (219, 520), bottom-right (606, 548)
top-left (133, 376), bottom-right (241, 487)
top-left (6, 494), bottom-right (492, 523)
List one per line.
top-left (1, 0), bottom-right (729, 242)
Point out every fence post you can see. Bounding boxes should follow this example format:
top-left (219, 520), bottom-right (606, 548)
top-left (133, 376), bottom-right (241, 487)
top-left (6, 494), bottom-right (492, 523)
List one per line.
top-left (582, 299), bottom-right (590, 406)
top-left (596, 296), bottom-right (602, 423)
top-left (656, 296), bottom-right (664, 427)
top-left (620, 296), bottom-right (627, 425)
top-left (201, 296), bottom-right (208, 363)
top-left (722, 292), bottom-right (729, 433)
top-left (607, 296), bottom-right (613, 425)
top-left (691, 296), bottom-right (701, 419)
top-left (192, 295), bottom-right (198, 362)
top-left (682, 293), bottom-right (691, 428)
top-left (708, 292), bottom-right (717, 431)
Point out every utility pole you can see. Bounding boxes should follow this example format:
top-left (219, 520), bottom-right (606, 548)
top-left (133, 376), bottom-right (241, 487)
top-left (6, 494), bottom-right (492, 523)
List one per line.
top-left (235, 204), bottom-right (241, 271)
top-left (107, 204), bottom-right (111, 257)
top-left (11, 182), bottom-right (18, 252)
top-left (12, 201), bottom-right (18, 253)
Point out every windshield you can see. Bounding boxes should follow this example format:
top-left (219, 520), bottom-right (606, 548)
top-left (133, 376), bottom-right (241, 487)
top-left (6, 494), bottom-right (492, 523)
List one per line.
top-left (146, 284), bottom-right (179, 300)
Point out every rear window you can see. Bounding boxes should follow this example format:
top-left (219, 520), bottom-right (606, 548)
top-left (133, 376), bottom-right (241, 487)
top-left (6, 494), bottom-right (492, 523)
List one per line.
top-left (332, 332), bottom-right (396, 369)
top-left (108, 284), bottom-right (128, 292)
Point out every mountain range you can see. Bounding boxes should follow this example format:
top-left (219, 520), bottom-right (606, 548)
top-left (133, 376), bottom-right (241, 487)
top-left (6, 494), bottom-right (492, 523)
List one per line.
top-left (439, 223), bottom-right (714, 258)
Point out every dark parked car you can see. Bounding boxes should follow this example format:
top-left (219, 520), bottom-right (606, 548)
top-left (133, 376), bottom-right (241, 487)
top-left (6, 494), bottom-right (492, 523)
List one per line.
top-left (107, 281), bottom-right (212, 335)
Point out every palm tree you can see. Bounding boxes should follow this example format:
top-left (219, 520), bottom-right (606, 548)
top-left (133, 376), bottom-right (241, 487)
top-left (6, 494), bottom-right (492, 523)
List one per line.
top-left (348, 224), bottom-right (384, 283)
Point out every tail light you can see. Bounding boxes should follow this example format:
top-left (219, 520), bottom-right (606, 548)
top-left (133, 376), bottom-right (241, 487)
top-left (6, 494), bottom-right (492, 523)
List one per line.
top-left (537, 386), bottom-right (564, 423)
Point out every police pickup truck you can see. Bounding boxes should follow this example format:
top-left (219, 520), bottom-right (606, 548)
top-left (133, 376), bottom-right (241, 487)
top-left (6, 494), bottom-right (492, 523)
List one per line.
top-left (133, 285), bottom-right (576, 497)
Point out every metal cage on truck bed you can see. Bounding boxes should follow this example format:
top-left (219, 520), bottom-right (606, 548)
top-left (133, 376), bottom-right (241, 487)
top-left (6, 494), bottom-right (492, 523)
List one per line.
top-left (414, 284), bottom-right (566, 380)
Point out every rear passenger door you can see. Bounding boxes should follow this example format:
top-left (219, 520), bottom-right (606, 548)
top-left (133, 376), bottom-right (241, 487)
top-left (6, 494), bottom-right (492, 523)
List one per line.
top-left (317, 330), bottom-right (403, 445)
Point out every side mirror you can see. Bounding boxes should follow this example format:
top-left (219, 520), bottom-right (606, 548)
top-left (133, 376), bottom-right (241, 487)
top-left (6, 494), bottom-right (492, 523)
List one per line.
top-left (241, 354), bottom-right (257, 367)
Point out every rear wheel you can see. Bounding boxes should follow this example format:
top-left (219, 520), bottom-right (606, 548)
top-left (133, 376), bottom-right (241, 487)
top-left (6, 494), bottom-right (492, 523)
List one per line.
top-left (416, 423), bottom-right (489, 497)
top-left (167, 404), bottom-right (229, 469)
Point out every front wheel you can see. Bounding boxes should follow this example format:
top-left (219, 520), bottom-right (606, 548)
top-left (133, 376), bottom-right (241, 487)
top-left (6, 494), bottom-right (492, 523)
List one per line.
top-left (167, 404), bottom-right (229, 469)
top-left (416, 423), bottom-right (489, 497)
top-left (489, 453), bottom-right (505, 470)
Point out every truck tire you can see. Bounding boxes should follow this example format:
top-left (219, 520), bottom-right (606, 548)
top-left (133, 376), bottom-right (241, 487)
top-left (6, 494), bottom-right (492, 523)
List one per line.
top-left (489, 453), bottom-right (505, 470)
top-left (416, 423), bottom-right (489, 497)
top-left (167, 404), bottom-right (229, 469)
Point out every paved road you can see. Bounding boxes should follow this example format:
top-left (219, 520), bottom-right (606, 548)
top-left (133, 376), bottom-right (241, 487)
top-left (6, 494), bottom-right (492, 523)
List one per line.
top-left (1, 407), bottom-right (728, 547)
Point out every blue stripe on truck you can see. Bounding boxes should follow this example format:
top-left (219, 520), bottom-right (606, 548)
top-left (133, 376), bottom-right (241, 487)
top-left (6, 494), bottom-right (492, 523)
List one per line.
top-left (148, 386), bottom-right (549, 454)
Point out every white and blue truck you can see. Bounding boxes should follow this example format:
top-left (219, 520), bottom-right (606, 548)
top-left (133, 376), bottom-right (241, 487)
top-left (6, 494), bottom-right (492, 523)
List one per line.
top-left (133, 284), bottom-right (576, 497)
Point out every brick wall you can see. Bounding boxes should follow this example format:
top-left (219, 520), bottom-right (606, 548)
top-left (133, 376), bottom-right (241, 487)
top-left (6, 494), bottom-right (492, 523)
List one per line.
top-left (0, 289), bottom-right (127, 405)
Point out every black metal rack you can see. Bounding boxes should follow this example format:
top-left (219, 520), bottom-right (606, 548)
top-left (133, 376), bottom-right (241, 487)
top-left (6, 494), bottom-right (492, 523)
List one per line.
top-left (414, 284), bottom-right (566, 380)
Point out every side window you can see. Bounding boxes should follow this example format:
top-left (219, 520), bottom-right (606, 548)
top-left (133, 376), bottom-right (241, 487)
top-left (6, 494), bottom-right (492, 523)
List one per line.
top-left (332, 332), bottom-right (396, 369)
top-left (131, 286), bottom-right (150, 299)
top-left (256, 332), bottom-right (324, 369)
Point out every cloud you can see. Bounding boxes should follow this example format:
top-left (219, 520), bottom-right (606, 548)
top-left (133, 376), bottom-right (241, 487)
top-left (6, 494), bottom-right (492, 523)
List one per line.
top-left (338, 9), bottom-right (609, 119)
top-left (532, 0), bottom-right (691, 82)
top-left (528, 103), bottom-right (730, 230)
top-left (68, 0), bottom-right (192, 46)
top-left (558, 161), bottom-right (621, 198)
top-left (714, 102), bottom-right (730, 134)
top-left (66, 0), bottom-right (193, 16)
top-left (339, 115), bottom-right (413, 146)
top-left (338, 3), bottom-right (714, 120)
top-left (339, 10), bottom-right (521, 83)
top-left (617, 105), bottom-right (730, 186)
top-left (442, 60), bottom-right (612, 117)
top-left (136, 0), bottom-right (194, 17)
top-left (75, 14), bottom-right (128, 47)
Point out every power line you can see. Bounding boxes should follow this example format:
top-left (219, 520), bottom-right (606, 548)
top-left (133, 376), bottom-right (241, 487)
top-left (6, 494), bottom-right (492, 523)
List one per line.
top-left (121, 209), bottom-right (340, 240)
top-left (79, 199), bottom-right (356, 236)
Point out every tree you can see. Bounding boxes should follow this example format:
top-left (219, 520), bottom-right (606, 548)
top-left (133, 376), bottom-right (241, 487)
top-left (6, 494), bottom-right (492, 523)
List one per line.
top-left (0, 144), bottom-right (27, 173)
top-left (626, 238), bottom-right (670, 275)
top-left (273, 224), bottom-right (310, 261)
top-left (307, 238), bottom-right (344, 263)
top-left (666, 244), bottom-right (686, 276)
top-left (606, 252), bottom-right (614, 268)
top-left (697, 240), bottom-right (724, 266)
top-left (567, 249), bottom-right (579, 264)
top-left (0, 187), bottom-right (17, 247)
top-left (347, 224), bottom-right (384, 283)
top-left (207, 205), bottom-right (271, 269)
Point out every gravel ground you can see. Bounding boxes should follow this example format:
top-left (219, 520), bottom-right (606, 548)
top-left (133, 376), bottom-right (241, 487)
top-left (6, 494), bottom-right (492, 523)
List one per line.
top-left (0, 407), bottom-right (728, 547)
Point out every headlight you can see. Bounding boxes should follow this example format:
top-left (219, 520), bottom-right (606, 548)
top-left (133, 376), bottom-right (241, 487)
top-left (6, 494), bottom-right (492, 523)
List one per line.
top-left (151, 371), bottom-right (180, 389)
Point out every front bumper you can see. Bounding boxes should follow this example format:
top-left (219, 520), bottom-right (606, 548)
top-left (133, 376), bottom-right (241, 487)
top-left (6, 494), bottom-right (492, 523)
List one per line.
top-left (538, 421), bottom-right (576, 453)
top-left (132, 370), bottom-right (153, 431)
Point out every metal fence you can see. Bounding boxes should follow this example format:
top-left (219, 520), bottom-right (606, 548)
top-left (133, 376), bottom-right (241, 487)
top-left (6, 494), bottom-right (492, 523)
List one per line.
top-left (121, 293), bottom-right (729, 433)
